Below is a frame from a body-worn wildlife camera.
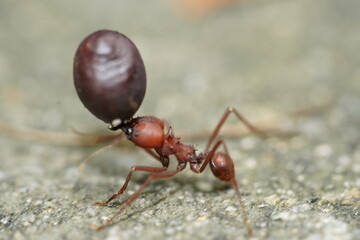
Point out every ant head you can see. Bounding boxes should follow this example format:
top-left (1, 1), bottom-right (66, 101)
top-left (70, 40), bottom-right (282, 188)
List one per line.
top-left (73, 30), bottom-right (146, 125)
top-left (210, 152), bottom-right (235, 182)
top-left (122, 116), bottom-right (165, 149)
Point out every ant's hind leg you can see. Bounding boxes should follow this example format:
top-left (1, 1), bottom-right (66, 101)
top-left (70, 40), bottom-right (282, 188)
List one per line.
top-left (199, 138), bottom-right (254, 237)
top-left (215, 140), bottom-right (254, 237)
top-left (94, 165), bottom-right (168, 206)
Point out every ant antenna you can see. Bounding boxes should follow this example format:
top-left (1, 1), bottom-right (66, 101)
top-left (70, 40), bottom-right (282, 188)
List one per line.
top-left (78, 133), bottom-right (123, 173)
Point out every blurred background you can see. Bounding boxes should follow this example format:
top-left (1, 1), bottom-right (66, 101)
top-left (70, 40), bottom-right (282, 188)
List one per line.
top-left (0, 0), bottom-right (359, 239)
top-left (2, 0), bottom-right (358, 131)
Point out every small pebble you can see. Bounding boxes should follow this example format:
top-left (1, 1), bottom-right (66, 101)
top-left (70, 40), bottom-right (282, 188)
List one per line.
top-left (263, 194), bottom-right (280, 206)
top-left (225, 206), bottom-right (237, 212)
top-left (272, 211), bottom-right (292, 221)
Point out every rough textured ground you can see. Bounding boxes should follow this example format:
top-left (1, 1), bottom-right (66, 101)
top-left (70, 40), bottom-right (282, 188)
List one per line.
top-left (0, 0), bottom-right (359, 239)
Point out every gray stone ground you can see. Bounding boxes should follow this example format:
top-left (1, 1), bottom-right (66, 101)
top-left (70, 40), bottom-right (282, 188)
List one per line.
top-left (0, 0), bottom-right (359, 239)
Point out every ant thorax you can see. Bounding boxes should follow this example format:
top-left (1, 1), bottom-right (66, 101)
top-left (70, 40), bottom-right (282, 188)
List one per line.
top-left (123, 116), bottom-right (198, 164)
top-left (162, 128), bottom-right (197, 163)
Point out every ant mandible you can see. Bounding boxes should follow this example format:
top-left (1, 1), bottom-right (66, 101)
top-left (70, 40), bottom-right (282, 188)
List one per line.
top-left (74, 30), bottom-right (261, 236)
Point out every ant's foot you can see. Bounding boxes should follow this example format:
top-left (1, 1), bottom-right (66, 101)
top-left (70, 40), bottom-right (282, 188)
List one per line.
top-left (90, 217), bottom-right (112, 231)
top-left (93, 201), bottom-right (108, 206)
top-left (90, 224), bottom-right (107, 231)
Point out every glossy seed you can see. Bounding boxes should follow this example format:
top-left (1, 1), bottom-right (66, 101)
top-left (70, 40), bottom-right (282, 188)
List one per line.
top-left (74, 30), bottom-right (146, 123)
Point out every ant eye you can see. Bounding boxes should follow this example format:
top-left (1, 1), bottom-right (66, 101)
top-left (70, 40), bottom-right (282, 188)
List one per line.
top-left (73, 30), bottom-right (146, 124)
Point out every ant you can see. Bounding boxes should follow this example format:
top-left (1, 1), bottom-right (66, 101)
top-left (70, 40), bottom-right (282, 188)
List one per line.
top-left (74, 30), bottom-right (262, 236)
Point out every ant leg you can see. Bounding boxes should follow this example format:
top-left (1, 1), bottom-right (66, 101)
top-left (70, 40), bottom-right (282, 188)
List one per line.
top-left (205, 107), bottom-right (264, 152)
top-left (218, 141), bottom-right (254, 237)
top-left (91, 145), bottom-right (169, 206)
top-left (94, 165), bottom-right (168, 206)
top-left (199, 139), bottom-right (254, 237)
top-left (197, 139), bottom-right (224, 173)
top-left (92, 169), bottom-right (182, 230)
top-left (143, 148), bottom-right (161, 160)
top-left (230, 174), bottom-right (254, 237)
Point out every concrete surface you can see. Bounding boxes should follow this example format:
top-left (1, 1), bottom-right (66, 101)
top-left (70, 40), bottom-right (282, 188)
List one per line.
top-left (0, 0), bottom-right (359, 239)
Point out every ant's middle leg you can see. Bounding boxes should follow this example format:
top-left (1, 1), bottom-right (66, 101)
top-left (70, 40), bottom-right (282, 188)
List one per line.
top-left (94, 151), bottom-right (169, 206)
top-left (94, 165), bottom-right (168, 206)
top-left (205, 107), bottom-right (264, 152)
top-left (92, 167), bottom-right (184, 231)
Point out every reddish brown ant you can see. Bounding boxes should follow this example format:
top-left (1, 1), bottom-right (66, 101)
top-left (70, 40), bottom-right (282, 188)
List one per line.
top-left (74, 30), bottom-right (262, 236)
